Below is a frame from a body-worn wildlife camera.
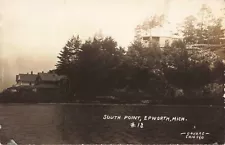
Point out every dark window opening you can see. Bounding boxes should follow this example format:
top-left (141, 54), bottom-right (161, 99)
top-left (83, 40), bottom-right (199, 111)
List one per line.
top-left (152, 37), bottom-right (160, 42)
top-left (143, 37), bottom-right (150, 41)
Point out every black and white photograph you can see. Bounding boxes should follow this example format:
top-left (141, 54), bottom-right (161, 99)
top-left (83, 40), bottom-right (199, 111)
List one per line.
top-left (0, 0), bottom-right (225, 144)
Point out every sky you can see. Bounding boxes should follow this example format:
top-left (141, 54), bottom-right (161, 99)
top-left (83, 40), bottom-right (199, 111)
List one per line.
top-left (0, 0), bottom-right (224, 89)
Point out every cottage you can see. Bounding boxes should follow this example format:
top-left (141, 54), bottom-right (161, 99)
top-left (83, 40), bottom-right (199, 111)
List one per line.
top-left (16, 71), bottom-right (37, 86)
top-left (14, 71), bottom-right (68, 93)
top-left (35, 72), bottom-right (67, 91)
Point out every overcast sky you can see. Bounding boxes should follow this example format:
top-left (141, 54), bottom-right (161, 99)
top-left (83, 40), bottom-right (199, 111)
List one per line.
top-left (0, 0), bottom-right (224, 88)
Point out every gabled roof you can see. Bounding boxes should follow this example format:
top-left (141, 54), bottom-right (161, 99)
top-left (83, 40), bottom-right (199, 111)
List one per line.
top-left (37, 73), bottom-right (66, 82)
top-left (17, 74), bottom-right (38, 82)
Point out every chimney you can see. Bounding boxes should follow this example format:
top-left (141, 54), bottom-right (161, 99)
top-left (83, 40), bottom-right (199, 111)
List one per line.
top-left (16, 75), bottom-right (18, 81)
top-left (31, 71), bottom-right (33, 75)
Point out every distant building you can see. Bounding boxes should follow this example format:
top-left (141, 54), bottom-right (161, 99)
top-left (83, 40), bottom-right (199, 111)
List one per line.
top-left (140, 28), bottom-right (182, 48)
top-left (14, 71), bottom-right (68, 92)
top-left (35, 72), bottom-right (68, 91)
top-left (135, 20), bottom-right (183, 48)
top-left (16, 71), bottom-right (37, 86)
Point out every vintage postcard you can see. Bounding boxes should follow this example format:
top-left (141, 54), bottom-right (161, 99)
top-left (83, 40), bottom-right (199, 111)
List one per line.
top-left (0, 0), bottom-right (224, 144)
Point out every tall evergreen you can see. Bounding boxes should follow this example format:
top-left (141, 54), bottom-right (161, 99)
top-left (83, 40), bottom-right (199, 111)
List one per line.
top-left (55, 35), bottom-right (81, 75)
top-left (55, 44), bottom-right (72, 75)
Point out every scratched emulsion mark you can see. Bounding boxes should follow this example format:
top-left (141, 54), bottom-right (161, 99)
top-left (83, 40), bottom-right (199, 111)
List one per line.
top-left (103, 115), bottom-right (188, 129)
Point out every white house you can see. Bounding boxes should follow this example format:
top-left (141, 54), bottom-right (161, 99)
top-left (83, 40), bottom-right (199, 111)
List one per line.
top-left (136, 22), bottom-right (183, 48)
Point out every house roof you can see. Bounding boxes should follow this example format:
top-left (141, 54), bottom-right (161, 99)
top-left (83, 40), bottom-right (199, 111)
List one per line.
top-left (141, 27), bottom-right (182, 39)
top-left (17, 74), bottom-right (38, 82)
top-left (38, 73), bottom-right (66, 82)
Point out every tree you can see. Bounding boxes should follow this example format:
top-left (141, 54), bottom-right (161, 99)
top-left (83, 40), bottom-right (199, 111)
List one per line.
top-left (141, 15), bottom-right (164, 31)
top-left (48, 69), bottom-right (56, 74)
top-left (55, 35), bottom-right (81, 75)
top-left (69, 36), bottom-right (125, 97)
top-left (196, 4), bottom-right (224, 44)
top-left (55, 44), bottom-right (73, 75)
top-left (207, 17), bottom-right (224, 44)
top-left (181, 15), bottom-right (198, 44)
top-left (163, 39), bottom-right (224, 98)
top-left (196, 4), bottom-right (213, 43)
top-left (125, 40), bottom-right (165, 97)
top-left (180, 4), bottom-right (224, 45)
top-left (210, 60), bottom-right (225, 84)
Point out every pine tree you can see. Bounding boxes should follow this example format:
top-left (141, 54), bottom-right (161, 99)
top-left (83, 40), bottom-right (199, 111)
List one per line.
top-left (55, 35), bottom-right (81, 75)
top-left (181, 15), bottom-right (198, 44)
top-left (196, 4), bottom-right (214, 44)
top-left (55, 44), bottom-right (72, 75)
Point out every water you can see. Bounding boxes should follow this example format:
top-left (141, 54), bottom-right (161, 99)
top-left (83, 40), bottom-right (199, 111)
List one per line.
top-left (0, 104), bottom-right (224, 144)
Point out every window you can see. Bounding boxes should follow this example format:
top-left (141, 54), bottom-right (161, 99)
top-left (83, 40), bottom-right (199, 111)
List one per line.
top-left (152, 37), bottom-right (160, 42)
top-left (143, 36), bottom-right (150, 41)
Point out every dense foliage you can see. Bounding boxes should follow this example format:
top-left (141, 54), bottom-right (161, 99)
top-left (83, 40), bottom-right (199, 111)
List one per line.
top-left (54, 4), bottom-right (225, 103)
top-left (55, 36), bottom-right (224, 101)
top-left (180, 4), bottom-right (224, 45)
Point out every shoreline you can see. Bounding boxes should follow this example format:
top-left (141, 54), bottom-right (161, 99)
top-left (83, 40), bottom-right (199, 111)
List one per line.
top-left (0, 103), bottom-right (224, 107)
